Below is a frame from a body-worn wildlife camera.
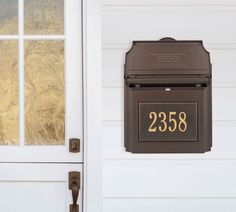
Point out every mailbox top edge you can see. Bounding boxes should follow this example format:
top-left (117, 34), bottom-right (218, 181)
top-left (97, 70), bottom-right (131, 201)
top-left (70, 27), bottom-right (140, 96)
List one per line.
top-left (125, 37), bottom-right (211, 76)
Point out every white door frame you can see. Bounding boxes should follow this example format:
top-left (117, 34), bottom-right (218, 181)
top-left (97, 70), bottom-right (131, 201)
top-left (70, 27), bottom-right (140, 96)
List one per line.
top-left (82, 0), bottom-right (102, 212)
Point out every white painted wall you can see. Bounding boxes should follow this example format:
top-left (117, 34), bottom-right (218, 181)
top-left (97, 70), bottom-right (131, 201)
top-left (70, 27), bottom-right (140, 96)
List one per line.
top-left (102, 0), bottom-right (236, 211)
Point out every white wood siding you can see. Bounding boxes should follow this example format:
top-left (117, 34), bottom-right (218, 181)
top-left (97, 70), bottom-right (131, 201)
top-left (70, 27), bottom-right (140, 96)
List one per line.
top-left (103, 198), bottom-right (236, 212)
top-left (102, 1), bottom-right (236, 211)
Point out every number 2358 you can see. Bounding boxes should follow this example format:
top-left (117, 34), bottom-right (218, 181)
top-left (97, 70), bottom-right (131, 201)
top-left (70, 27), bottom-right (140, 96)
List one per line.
top-left (148, 111), bottom-right (187, 133)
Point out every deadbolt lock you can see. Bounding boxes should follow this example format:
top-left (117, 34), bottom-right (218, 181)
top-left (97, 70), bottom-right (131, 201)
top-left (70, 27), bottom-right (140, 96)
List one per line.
top-left (69, 138), bottom-right (80, 153)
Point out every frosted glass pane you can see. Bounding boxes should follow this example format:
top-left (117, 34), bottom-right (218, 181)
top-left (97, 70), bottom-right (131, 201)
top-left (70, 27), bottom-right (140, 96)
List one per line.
top-left (0, 40), bottom-right (18, 145)
top-left (25, 40), bottom-right (64, 145)
top-left (24, 0), bottom-right (64, 35)
top-left (0, 0), bottom-right (18, 34)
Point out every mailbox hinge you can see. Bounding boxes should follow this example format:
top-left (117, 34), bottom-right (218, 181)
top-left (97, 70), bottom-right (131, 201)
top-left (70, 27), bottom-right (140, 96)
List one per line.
top-left (200, 74), bottom-right (211, 78)
top-left (125, 74), bottom-right (136, 79)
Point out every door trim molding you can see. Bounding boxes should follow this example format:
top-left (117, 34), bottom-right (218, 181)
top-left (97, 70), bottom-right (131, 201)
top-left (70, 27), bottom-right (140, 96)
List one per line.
top-left (82, 0), bottom-right (102, 212)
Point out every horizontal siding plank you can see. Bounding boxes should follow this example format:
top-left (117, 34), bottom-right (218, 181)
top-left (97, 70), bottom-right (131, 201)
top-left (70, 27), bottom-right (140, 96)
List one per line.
top-left (102, 87), bottom-right (236, 121)
top-left (102, 47), bottom-right (236, 85)
top-left (103, 42), bottom-right (236, 49)
top-left (102, 0), bottom-right (236, 6)
top-left (103, 161), bottom-right (236, 197)
top-left (103, 198), bottom-right (236, 212)
top-left (102, 9), bottom-right (236, 43)
top-left (102, 122), bottom-right (236, 160)
top-left (102, 81), bottom-right (236, 88)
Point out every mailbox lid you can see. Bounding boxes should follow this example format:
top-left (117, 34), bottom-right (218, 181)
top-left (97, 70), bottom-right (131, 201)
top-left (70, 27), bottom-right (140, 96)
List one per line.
top-left (125, 38), bottom-right (211, 76)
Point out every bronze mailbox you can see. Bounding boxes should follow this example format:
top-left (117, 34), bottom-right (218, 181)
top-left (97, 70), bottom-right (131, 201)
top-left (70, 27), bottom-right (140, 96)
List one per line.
top-left (124, 38), bottom-right (212, 153)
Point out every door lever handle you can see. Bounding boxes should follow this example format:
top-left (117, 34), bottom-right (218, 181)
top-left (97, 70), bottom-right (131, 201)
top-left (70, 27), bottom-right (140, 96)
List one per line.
top-left (69, 172), bottom-right (80, 212)
top-left (72, 182), bottom-right (79, 210)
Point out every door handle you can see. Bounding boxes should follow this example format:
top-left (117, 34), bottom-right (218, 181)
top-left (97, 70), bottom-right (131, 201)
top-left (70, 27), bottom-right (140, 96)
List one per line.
top-left (69, 172), bottom-right (80, 212)
top-left (71, 182), bottom-right (79, 212)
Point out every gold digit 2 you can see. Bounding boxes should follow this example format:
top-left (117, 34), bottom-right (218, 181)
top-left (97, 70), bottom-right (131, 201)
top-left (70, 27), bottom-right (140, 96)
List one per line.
top-left (148, 112), bottom-right (157, 132)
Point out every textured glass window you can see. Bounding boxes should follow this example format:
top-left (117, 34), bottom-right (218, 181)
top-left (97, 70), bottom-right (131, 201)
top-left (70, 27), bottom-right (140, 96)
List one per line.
top-left (0, 0), bottom-right (65, 146)
top-left (24, 0), bottom-right (64, 35)
top-left (25, 40), bottom-right (64, 145)
top-left (0, 0), bottom-right (18, 34)
top-left (0, 40), bottom-right (18, 145)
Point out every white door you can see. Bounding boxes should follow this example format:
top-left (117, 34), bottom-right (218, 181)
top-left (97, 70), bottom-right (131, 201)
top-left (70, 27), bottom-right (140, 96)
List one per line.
top-left (0, 0), bottom-right (83, 211)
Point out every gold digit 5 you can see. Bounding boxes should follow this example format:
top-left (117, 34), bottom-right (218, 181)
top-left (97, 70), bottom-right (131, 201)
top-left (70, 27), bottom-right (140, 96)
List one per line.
top-left (168, 111), bottom-right (177, 132)
top-left (158, 112), bottom-right (167, 132)
top-left (148, 112), bottom-right (157, 132)
top-left (179, 112), bottom-right (187, 132)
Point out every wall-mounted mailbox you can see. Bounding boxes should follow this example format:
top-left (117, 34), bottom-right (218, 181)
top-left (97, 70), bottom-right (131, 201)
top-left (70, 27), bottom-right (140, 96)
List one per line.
top-left (124, 38), bottom-right (212, 153)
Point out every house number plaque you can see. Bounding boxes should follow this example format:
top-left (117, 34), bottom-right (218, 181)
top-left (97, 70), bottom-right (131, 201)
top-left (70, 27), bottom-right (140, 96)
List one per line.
top-left (139, 102), bottom-right (198, 142)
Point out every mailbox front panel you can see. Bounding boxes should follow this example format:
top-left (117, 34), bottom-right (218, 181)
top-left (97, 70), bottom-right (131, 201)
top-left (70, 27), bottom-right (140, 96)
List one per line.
top-left (125, 84), bottom-right (211, 153)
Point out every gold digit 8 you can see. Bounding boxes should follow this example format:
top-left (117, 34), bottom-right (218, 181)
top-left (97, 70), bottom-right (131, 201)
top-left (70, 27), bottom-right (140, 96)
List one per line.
top-left (178, 112), bottom-right (187, 132)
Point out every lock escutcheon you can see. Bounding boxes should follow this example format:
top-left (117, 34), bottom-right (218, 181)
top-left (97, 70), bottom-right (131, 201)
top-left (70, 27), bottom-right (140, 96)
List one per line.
top-left (69, 138), bottom-right (80, 153)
